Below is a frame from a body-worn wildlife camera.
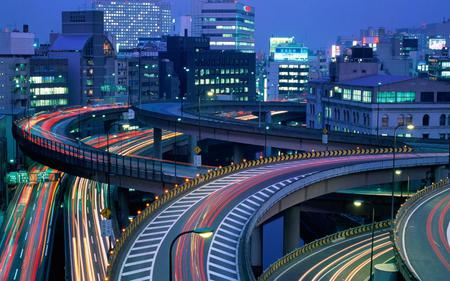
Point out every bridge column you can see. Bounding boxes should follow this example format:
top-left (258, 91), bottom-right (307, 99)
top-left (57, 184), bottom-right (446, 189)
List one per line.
top-left (283, 205), bottom-right (301, 254)
top-left (233, 145), bottom-right (243, 163)
top-left (153, 128), bottom-right (162, 159)
top-left (250, 226), bottom-right (263, 274)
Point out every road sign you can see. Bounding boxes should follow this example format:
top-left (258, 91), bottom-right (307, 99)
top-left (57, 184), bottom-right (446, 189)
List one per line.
top-left (17, 171), bottom-right (29, 184)
top-left (194, 146), bottom-right (202, 155)
top-left (101, 208), bottom-right (112, 219)
top-left (322, 128), bottom-right (329, 145)
top-left (194, 155), bottom-right (202, 167)
top-left (6, 172), bottom-right (18, 185)
top-left (101, 219), bottom-right (113, 237)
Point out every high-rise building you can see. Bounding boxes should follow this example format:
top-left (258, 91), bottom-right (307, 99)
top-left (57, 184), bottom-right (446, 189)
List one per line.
top-left (193, 0), bottom-right (255, 52)
top-left (160, 36), bottom-right (256, 102)
top-left (267, 37), bottom-right (309, 101)
top-left (49, 11), bottom-right (117, 105)
top-left (93, 0), bottom-right (172, 50)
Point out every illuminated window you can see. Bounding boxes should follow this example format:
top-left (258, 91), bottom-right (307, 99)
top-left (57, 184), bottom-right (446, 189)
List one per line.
top-left (377, 92), bottom-right (396, 103)
top-left (343, 89), bottom-right (352, 100)
top-left (352, 90), bottom-right (362, 101)
top-left (362, 91), bottom-right (372, 103)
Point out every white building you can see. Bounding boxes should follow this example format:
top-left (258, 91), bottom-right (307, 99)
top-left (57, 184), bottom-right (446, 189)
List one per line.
top-left (307, 74), bottom-right (450, 139)
top-left (267, 37), bottom-right (309, 101)
top-left (93, 0), bottom-right (172, 50)
top-left (194, 0), bottom-right (255, 52)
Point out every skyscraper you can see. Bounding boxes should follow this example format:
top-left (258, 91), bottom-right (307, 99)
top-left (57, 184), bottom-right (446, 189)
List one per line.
top-left (192, 0), bottom-right (255, 52)
top-left (93, 0), bottom-right (172, 50)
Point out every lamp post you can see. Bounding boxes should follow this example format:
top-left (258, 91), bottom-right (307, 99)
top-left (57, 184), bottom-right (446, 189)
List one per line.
top-left (169, 227), bottom-right (214, 281)
top-left (391, 123), bottom-right (414, 220)
top-left (354, 200), bottom-right (375, 281)
top-left (174, 117), bottom-right (181, 178)
top-left (264, 126), bottom-right (270, 157)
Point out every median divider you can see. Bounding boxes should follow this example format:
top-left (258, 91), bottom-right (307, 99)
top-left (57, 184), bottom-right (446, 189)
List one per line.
top-left (391, 177), bottom-right (449, 281)
top-left (105, 146), bottom-right (412, 279)
top-left (258, 220), bottom-right (393, 281)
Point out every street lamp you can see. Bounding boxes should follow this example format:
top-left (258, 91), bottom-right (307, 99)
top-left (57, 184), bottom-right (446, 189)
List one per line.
top-left (354, 200), bottom-right (375, 281)
top-left (264, 126), bottom-right (270, 158)
top-left (391, 123), bottom-right (414, 220)
top-left (169, 227), bottom-right (214, 281)
top-left (174, 117), bottom-right (181, 178)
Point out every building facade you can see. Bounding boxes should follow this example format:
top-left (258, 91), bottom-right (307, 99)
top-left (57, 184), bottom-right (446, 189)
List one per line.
top-left (49, 11), bottom-right (117, 105)
top-left (267, 37), bottom-right (309, 101)
top-left (308, 74), bottom-right (450, 139)
top-left (93, 0), bottom-right (172, 50)
top-left (197, 0), bottom-right (255, 52)
top-left (116, 49), bottom-right (159, 104)
top-left (160, 36), bottom-right (256, 102)
top-left (29, 58), bottom-right (69, 109)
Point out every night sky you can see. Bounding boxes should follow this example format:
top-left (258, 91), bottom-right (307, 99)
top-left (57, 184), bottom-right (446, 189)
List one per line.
top-left (1, 0), bottom-right (449, 51)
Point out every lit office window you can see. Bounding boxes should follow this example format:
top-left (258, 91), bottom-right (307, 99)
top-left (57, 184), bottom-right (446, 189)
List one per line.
top-left (343, 89), bottom-right (352, 100)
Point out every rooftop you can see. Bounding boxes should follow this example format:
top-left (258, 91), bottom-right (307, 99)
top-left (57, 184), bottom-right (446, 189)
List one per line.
top-left (49, 35), bottom-right (91, 51)
top-left (338, 74), bottom-right (413, 87)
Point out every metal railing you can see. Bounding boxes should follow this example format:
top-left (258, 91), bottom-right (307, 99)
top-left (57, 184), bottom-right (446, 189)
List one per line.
top-left (105, 146), bottom-right (412, 279)
top-left (12, 123), bottom-right (166, 182)
top-left (392, 177), bottom-right (449, 281)
top-left (258, 220), bottom-right (393, 281)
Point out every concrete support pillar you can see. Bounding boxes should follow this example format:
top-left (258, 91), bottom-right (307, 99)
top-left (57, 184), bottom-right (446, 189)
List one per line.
top-left (263, 111), bottom-right (272, 125)
top-left (283, 205), bottom-right (301, 254)
top-left (433, 166), bottom-right (446, 182)
top-left (153, 128), bottom-right (162, 159)
top-left (250, 226), bottom-right (263, 269)
top-left (233, 145), bottom-right (243, 163)
top-left (188, 135), bottom-right (198, 164)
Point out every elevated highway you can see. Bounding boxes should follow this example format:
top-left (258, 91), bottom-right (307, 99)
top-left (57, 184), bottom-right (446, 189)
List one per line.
top-left (107, 149), bottom-right (447, 281)
top-left (13, 107), bottom-right (207, 193)
top-left (137, 103), bottom-right (392, 151)
top-left (258, 221), bottom-right (393, 281)
top-left (393, 180), bottom-right (450, 281)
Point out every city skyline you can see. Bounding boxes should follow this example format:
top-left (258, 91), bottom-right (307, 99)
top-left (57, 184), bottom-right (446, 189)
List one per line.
top-left (1, 0), bottom-right (449, 50)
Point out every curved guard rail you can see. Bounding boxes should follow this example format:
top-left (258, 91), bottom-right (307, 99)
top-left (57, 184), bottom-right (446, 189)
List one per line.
top-left (257, 220), bottom-right (393, 281)
top-left (392, 177), bottom-right (449, 281)
top-left (13, 124), bottom-right (168, 182)
top-left (105, 146), bottom-right (412, 279)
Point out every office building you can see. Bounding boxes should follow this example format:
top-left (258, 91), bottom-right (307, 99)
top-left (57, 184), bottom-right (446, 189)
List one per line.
top-left (29, 58), bottom-right (69, 109)
top-left (194, 0), bottom-right (255, 52)
top-left (267, 37), bottom-right (309, 101)
top-left (307, 53), bottom-right (450, 139)
top-left (49, 11), bottom-right (117, 105)
top-left (0, 28), bottom-right (34, 165)
top-left (93, 0), bottom-right (172, 50)
top-left (116, 48), bottom-right (159, 104)
top-left (160, 36), bottom-right (256, 101)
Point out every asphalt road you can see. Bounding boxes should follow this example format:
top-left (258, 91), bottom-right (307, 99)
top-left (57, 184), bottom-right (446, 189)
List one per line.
top-left (269, 230), bottom-right (394, 281)
top-left (113, 153), bottom-right (427, 281)
top-left (398, 187), bottom-right (450, 281)
top-left (0, 165), bottom-right (61, 281)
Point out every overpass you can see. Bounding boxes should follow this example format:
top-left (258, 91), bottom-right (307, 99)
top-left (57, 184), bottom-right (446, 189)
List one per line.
top-left (259, 178), bottom-right (450, 281)
top-left (257, 221), bottom-right (394, 281)
top-left (13, 106), bottom-right (206, 193)
top-left (107, 149), bottom-right (447, 281)
top-left (393, 180), bottom-right (450, 281)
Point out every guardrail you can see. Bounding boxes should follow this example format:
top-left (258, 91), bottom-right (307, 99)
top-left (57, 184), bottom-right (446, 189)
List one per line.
top-left (105, 146), bottom-right (412, 279)
top-left (392, 177), bottom-right (449, 281)
top-left (258, 220), bottom-right (392, 281)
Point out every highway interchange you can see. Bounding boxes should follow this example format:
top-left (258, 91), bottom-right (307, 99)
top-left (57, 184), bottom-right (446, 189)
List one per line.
top-left (2, 104), bottom-right (450, 281)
